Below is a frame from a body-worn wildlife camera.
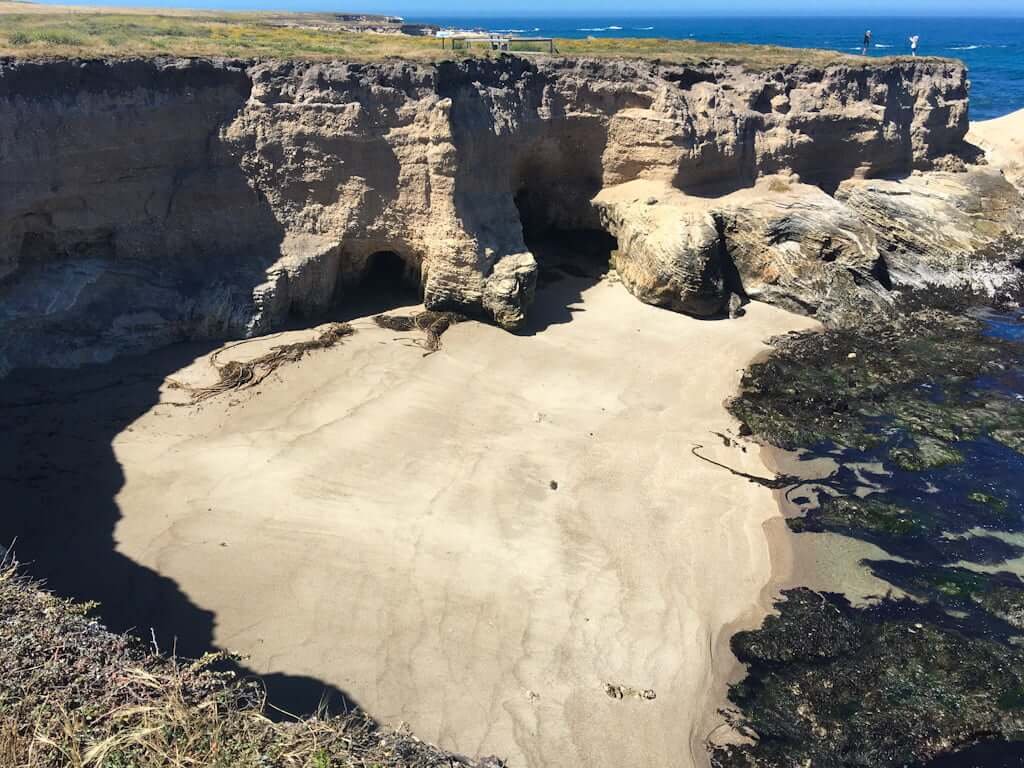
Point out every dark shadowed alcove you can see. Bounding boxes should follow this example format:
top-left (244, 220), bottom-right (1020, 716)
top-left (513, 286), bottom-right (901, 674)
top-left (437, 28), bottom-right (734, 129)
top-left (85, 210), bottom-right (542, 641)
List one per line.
top-left (332, 249), bottom-right (421, 320)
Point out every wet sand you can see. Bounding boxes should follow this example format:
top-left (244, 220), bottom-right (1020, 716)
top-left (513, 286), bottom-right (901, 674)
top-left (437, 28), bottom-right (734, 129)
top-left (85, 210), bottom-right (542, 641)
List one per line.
top-left (758, 447), bottom-right (912, 606)
top-left (7, 273), bottom-right (818, 767)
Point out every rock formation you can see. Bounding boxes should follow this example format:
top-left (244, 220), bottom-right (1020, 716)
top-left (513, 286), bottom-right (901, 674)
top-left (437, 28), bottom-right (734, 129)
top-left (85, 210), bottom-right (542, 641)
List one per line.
top-left (1, 55), bottom-right (1020, 374)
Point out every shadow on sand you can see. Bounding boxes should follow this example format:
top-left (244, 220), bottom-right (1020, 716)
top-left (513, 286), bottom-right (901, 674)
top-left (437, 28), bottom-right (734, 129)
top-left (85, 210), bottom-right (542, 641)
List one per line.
top-left (0, 341), bottom-right (363, 719)
top-left (515, 230), bottom-right (616, 335)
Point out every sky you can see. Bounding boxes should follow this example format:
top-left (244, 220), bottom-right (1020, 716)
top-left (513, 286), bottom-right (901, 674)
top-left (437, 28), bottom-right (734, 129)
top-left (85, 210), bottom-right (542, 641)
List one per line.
top-left (390, 0), bottom-right (1024, 16)
top-left (32, 0), bottom-right (1024, 15)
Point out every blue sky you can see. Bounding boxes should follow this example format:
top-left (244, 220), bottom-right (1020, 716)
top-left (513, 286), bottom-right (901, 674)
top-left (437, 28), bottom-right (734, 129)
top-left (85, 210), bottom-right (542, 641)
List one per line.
top-left (33, 0), bottom-right (1024, 14)
top-left (398, 0), bottom-right (1024, 16)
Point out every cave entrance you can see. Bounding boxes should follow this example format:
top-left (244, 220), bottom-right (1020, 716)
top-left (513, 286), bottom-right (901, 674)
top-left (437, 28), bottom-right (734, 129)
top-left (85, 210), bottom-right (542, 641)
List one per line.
top-left (513, 187), bottom-right (618, 285)
top-left (336, 249), bottom-right (420, 320)
top-left (513, 184), bottom-right (619, 333)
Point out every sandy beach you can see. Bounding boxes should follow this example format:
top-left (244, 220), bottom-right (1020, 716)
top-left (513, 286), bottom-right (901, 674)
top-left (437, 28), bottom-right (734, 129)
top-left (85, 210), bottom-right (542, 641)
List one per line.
top-left (2, 270), bottom-right (817, 767)
top-left (968, 107), bottom-right (1024, 190)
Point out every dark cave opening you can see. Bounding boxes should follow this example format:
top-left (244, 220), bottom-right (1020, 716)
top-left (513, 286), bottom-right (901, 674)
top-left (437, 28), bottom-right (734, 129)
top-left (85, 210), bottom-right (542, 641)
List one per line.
top-left (512, 182), bottom-right (619, 334)
top-left (508, 125), bottom-right (617, 287)
top-left (513, 187), bottom-right (618, 285)
top-left (332, 249), bottom-right (421, 321)
top-left (360, 250), bottom-right (414, 294)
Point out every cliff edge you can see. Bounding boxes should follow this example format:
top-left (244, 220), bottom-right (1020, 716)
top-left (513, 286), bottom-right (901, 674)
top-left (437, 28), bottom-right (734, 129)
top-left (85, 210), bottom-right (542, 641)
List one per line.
top-left (1, 55), bottom-right (1020, 373)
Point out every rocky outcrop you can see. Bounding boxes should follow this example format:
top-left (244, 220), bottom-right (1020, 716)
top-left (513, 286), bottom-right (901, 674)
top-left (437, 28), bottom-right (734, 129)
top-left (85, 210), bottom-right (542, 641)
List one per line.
top-left (595, 182), bottom-right (726, 316)
top-left (0, 54), bottom-right (1017, 374)
top-left (596, 167), bottom-right (1024, 325)
top-left (837, 169), bottom-right (1024, 293)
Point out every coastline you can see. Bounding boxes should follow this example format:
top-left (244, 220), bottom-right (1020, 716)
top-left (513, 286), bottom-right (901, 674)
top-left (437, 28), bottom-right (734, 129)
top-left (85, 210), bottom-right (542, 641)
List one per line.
top-left (711, 298), bottom-right (1024, 765)
top-left (2, 42), bottom-right (1022, 768)
top-left (757, 445), bottom-right (912, 606)
top-left (1, 272), bottom-right (819, 768)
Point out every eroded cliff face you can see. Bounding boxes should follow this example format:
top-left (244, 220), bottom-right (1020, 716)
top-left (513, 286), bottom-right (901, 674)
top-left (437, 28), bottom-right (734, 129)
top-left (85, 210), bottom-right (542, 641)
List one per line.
top-left (1, 55), bottom-right (1020, 373)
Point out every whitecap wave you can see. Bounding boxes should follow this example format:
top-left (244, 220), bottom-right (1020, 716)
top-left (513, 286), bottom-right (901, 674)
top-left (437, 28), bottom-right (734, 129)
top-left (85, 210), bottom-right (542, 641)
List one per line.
top-left (874, 44), bottom-right (892, 48)
top-left (950, 44), bottom-right (984, 50)
top-left (578, 27), bottom-right (607, 32)
top-left (634, 26), bottom-right (654, 30)
top-left (608, 25), bottom-right (623, 30)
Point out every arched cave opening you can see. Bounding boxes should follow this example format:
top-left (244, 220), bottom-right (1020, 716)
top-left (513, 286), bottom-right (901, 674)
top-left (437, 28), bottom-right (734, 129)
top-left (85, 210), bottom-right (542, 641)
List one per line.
top-left (513, 185), bottom-right (618, 285)
top-left (335, 249), bottom-right (420, 320)
top-left (509, 130), bottom-right (618, 288)
top-left (361, 250), bottom-right (413, 293)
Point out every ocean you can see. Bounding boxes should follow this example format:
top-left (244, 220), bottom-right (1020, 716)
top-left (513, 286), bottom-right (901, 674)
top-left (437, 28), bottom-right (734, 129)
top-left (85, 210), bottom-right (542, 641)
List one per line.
top-left (413, 16), bottom-right (1024, 120)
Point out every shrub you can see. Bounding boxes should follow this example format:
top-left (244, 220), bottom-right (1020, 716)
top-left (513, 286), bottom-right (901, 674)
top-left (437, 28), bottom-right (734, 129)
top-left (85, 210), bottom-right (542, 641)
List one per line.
top-left (31, 29), bottom-right (87, 46)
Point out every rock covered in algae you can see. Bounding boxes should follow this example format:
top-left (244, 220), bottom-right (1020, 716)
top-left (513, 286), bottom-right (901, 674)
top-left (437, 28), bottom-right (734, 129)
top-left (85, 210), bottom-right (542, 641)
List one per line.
top-left (712, 590), bottom-right (1024, 768)
top-left (730, 308), bottom-right (1024, 464)
top-left (723, 303), bottom-right (1024, 766)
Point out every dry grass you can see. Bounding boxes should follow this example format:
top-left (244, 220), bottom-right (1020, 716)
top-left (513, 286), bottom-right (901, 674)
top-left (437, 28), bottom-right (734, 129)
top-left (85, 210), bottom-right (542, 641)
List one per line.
top-left (171, 323), bottom-right (354, 403)
top-left (374, 311), bottom-right (468, 354)
top-left (0, 5), bottom-right (442, 60)
top-left (0, 2), bottom-right (936, 69)
top-left (0, 563), bottom-right (502, 767)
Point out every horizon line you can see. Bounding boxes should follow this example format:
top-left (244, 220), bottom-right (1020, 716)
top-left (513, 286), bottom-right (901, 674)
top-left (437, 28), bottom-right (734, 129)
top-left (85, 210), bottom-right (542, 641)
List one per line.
top-left (20, 2), bottom-right (1024, 18)
top-left (415, 12), bottom-right (1024, 19)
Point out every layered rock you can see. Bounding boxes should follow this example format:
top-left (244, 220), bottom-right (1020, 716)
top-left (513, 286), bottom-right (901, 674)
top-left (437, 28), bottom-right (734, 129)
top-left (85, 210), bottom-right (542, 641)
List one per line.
top-left (0, 54), bottom-right (1016, 374)
top-left (837, 169), bottom-right (1024, 293)
top-left (596, 168), bottom-right (1024, 325)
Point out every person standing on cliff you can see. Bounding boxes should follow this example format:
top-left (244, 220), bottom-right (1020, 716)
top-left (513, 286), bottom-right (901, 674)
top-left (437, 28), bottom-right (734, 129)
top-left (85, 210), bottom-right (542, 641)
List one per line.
top-left (862, 29), bottom-right (872, 55)
top-left (909, 34), bottom-right (920, 56)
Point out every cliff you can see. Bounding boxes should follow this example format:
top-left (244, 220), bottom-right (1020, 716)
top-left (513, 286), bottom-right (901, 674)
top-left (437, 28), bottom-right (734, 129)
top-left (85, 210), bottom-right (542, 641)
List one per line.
top-left (1, 55), bottom-right (1021, 373)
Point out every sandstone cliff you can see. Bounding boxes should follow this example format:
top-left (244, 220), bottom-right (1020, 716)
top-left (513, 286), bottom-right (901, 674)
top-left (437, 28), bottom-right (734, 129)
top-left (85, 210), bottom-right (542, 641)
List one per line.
top-left (1, 55), bottom-right (1020, 373)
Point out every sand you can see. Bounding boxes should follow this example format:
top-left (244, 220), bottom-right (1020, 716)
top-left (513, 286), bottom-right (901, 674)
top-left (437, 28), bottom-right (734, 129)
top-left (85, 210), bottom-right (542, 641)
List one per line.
top-left (11, 271), bottom-right (818, 767)
top-left (968, 108), bottom-right (1024, 191)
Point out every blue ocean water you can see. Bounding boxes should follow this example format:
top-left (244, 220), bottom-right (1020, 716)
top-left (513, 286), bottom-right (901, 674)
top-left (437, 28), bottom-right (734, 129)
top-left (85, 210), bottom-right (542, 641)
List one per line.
top-left (416, 17), bottom-right (1024, 120)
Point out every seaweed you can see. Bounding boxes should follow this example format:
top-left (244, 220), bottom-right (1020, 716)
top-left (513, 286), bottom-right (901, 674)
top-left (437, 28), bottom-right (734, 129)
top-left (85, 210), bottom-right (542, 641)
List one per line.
top-left (172, 323), bottom-right (355, 403)
top-left (720, 305), bottom-right (1024, 766)
top-left (374, 310), bottom-right (469, 354)
top-left (729, 310), bottom-right (1024, 461)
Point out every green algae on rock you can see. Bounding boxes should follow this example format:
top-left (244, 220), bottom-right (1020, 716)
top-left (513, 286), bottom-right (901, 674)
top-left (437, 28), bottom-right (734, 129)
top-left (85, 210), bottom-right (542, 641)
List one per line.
top-left (863, 562), bottom-right (1024, 633)
top-left (789, 493), bottom-right (1024, 564)
top-left (730, 309), bottom-right (1024, 465)
top-left (711, 590), bottom-right (1024, 768)
top-left (722, 305), bottom-right (1024, 766)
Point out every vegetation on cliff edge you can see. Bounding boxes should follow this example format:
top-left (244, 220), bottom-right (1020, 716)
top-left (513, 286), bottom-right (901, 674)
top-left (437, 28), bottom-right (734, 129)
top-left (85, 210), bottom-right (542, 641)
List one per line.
top-left (0, 2), bottom-right (933, 68)
top-left (0, 564), bottom-right (498, 768)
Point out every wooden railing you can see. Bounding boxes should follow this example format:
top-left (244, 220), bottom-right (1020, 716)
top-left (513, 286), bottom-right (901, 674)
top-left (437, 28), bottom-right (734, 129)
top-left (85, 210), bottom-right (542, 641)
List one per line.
top-left (439, 35), bottom-right (556, 54)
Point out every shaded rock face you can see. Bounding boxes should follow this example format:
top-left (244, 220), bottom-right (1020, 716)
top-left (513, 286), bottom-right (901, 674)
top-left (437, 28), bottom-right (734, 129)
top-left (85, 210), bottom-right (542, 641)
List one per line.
top-left (0, 55), bottom-right (1014, 373)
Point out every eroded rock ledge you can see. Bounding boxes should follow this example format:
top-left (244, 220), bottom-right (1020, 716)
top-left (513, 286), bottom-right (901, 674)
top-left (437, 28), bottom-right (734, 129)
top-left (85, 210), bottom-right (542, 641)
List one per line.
top-left (1, 55), bottom-right (1020, 373)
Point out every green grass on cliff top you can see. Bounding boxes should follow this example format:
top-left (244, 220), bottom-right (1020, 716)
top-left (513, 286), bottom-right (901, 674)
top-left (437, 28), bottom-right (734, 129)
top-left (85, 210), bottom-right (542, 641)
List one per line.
top-left (0, 2), bottom-right (932, 69)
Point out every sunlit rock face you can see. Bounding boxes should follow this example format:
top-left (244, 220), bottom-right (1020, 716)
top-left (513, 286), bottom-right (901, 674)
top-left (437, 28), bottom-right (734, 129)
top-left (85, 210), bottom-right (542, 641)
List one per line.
top-left (2, 54), bottom-right (1018, 374)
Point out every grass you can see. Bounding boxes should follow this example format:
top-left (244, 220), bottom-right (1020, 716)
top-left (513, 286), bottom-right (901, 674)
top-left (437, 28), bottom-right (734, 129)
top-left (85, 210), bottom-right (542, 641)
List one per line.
top-left (0, 563), bottom-right (499, 767)
top-left (0, 2), bottom-right (930, 69)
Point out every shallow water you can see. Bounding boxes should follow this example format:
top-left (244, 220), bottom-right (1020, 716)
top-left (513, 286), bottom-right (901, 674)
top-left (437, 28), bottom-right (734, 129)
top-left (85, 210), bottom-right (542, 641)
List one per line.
top-left (783, 308), bottom-right (1024, 593)
top-left (718, 307), bottom-right (1024, 764)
